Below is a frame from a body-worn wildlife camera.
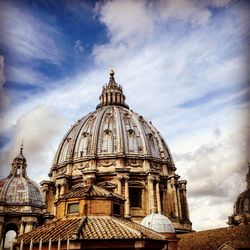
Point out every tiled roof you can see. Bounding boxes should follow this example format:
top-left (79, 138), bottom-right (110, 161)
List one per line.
top-left (178, 225), bottom-right (250, 250)
top-left (18, 216), bottom-right (165, 244)
top-left (61, 185), bottom-right (124, 200)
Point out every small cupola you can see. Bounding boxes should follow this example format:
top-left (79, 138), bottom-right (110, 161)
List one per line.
top-left (10, 143), bottom-right (27, 177)
top-left (141, 213), bottom-right (175, 233)
top-left (96, 69), bottom-right (129, 109)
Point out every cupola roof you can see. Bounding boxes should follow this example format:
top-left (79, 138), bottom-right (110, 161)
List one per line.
top-left (140, 213), bottom-right (175, 233)
top-left (233, 163), bottom-right (250, 215)
top-left (0, 145), bottom-right (44, 207)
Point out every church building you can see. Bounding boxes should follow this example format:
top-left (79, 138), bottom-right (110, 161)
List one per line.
top-left (40, 69), bottom-right (192, 233)
top-left (1, 70), bottom-right (191, 250)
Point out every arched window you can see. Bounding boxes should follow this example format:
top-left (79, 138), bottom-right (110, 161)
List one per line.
top-left (3, 223), bottom-right (18, 249)
top-left (244, 198), bottom-right (249, 211)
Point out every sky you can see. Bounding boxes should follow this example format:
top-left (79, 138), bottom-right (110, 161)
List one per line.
top-left (0, 0), bottom-right (249, 231)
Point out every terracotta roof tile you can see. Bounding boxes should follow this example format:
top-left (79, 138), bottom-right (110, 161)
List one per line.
top-left (18, 216), bottom-right (164, 244)
top-left (178, 225), bottom-right (250, 250)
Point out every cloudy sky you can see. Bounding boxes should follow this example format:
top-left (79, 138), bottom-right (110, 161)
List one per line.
top-left (0, 0), bottom-right (249, 231)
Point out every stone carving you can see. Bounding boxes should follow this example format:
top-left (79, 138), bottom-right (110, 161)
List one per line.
top-left (98, 160), bottom-right (116, 167)
top-left (7, 206), bottom-right (21, 212)
top-left (126, 159), bottom-right (142, 167)
top-left (57, 167), bottom-right (66, 175)
top-left (76, 163), bottom-right (90, 170)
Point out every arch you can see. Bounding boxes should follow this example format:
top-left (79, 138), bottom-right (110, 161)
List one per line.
top-left (3, 223), bottom-right (18, 248)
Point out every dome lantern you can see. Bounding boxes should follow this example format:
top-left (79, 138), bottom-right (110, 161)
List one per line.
top-left (10, 142), bottom-right (27, 178)
top-left (96, 69), bottom-right (129, 109)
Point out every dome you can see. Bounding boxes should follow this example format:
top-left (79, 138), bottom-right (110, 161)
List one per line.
top-left (0, 177), bottom-right (44, 207)
top-left (0, 146), bottom-right (44, 207)
top-left (234, 190), bottom-right (250, 214)
top-left (53, 106), bottom-right (173, 168)
top-left (52, 71), bottom-right (172, 168)
top-left (233, 164), bottom-right (250, 214)
top-left (140, 213), bottom-right (175, 233)
top-left (52, 70), bottom-right (173, 169)
top-left (44, 70), bottom-right (192, 233)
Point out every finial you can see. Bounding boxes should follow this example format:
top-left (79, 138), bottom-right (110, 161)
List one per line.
top-left (109, 67), bottom-right (115, 79)
top-left (20, 139), bottom-right (24, 154)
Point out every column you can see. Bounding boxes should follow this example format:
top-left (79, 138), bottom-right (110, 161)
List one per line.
top-left (55, 185), bottom-right (60, 200)
top-left (104, 93), bottom-right (107, 105)
top-left (19, 221), bottom-right (25, 235)
top-left (100, 95), bottom-right (103, 106)
top-left (0, 217), bottom-right (4, 243)
top-left (147, 175), bottom-right (154, 213)
top-left (24, 222), bottom-right (33, 234)
top-left (171, 178), bottom-right (179, 217)
top-left (117, 177), bottom-right (122, 195)
top-left (182, 186), bottom-right (190, 220)
top-left (176, 185), bottom-right (182, 218)
top-left (112, 92), bottom-right (116, 103)
top-left (117, 93), bottom-right (121, 103)
top-left (124, 176), bottom-right (130, 217)
top-left (156, 178), bottom-right (161, 214)
top-left (108, 92), bottom-right (111, 103)
top-left (42, 186), bottom-right (48, 203)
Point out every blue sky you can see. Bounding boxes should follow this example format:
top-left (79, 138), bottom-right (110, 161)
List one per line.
top-left (0, 0), bottom-right (249, 231)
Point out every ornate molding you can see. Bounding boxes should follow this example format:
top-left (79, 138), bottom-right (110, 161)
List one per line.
top-left (126, 159), bottom-right (142, 168)
top-left (76, 162), bottom-right (90, 170)
top-left (98, 160), bottom-right (116, 167)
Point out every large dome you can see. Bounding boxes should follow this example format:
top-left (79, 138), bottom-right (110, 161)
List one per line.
top-left (53, 105), bottom-right (173, 168)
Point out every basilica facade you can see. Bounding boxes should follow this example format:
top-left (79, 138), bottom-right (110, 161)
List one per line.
top-left (40, 69), bottom-right (192, 233)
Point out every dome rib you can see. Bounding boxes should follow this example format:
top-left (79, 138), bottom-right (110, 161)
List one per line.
top-left (115, 106), bottom-right (125, 154)
top-left (91, 107), bottom-right (109, 157)
top-left (130, 112), bottom-right (151, 157)
top-left (147, 121), bottom-right (173, 162)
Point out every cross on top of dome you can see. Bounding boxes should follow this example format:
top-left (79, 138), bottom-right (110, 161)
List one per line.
top-left (96, 69), bottom-right (129, 109)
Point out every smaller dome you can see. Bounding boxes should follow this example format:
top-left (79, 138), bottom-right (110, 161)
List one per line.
top-left (234, 189), bottom-right (250, 214)
top-left (0, 146), bottom-right (44, 208)
top-left (234, 164), bottom-right (250, 214)
top-left (0, 176), bottom-right (44, 207)
top-left (140, 213), bottom-right (175, 233)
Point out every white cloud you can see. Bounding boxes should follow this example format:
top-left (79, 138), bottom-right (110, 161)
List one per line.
top-left (6, 66), bottom-right (50, 86)
top-left (0, 105), bottom-right (70, 181)
top-left (0, 55), bottom-right (10, 110)
top-left (74, 40), bottom-right (84, 53)
top-left (210, 0), bottom-right (231, 8)
top-left (157, 0), bottom-right (211, 26)
top-left (0, 55), bottom-right (4, 88)
top-left (96, 0), bottom-right (154, 44)
top-left (174, 126), bottom-right (249, 230)
top-left (0, 2), bottom-right (63, 64)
